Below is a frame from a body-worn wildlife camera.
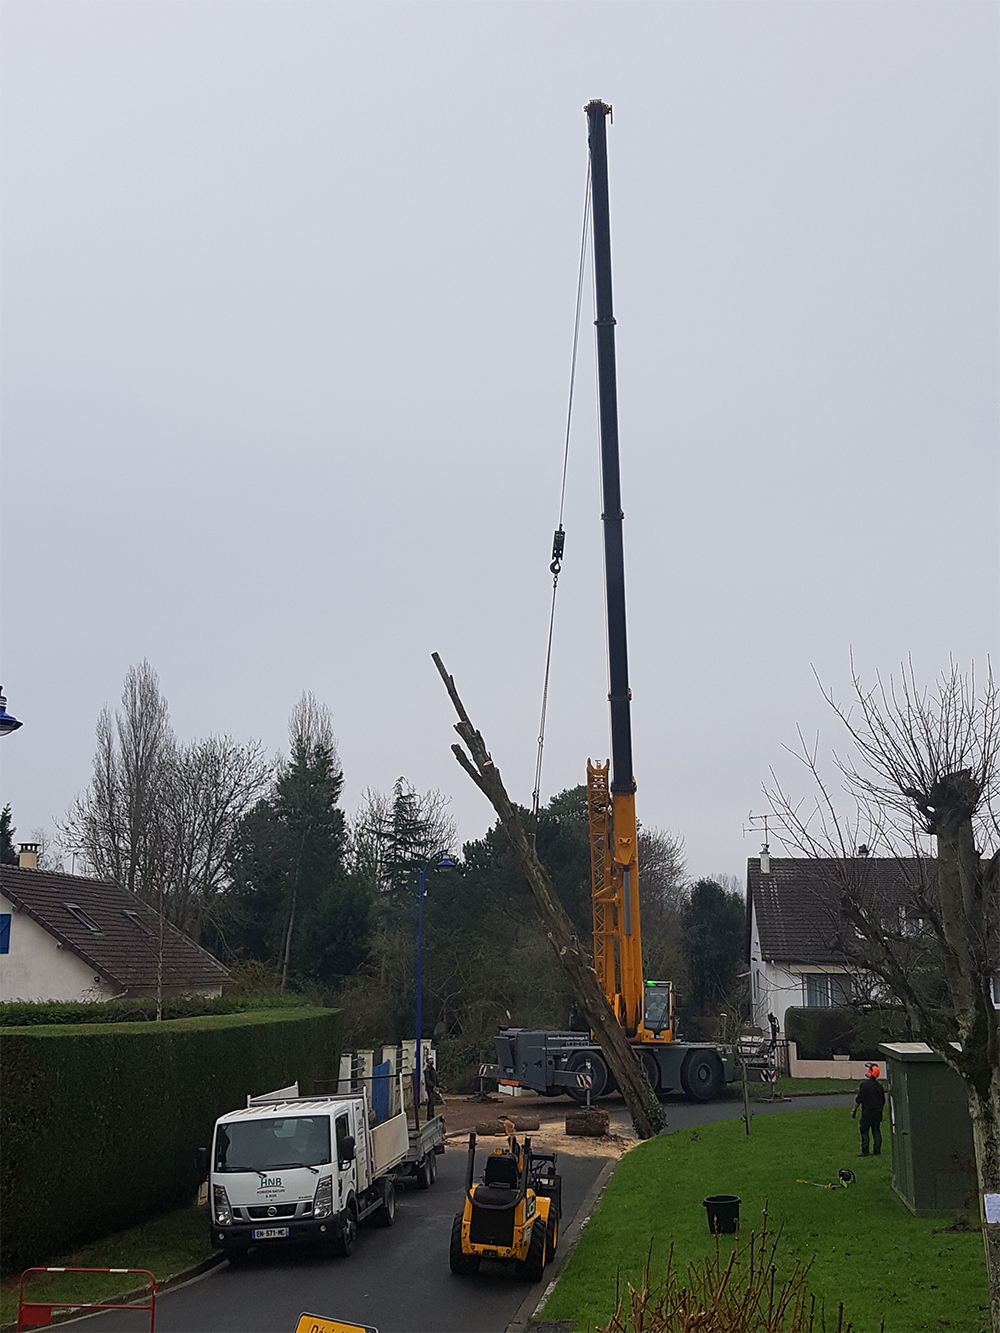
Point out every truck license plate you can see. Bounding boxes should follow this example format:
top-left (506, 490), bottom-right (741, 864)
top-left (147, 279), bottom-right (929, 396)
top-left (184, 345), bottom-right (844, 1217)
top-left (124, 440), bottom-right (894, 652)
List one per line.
top-left (251, 1227), bottom-right (289, 1240)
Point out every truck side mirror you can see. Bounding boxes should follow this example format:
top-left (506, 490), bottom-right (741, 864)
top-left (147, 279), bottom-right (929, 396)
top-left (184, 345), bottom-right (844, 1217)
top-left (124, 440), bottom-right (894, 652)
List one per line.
top-left (339, 1135), bottom-right (356, 1165)
top-left (196, 1147), bottom-right (209, 1182)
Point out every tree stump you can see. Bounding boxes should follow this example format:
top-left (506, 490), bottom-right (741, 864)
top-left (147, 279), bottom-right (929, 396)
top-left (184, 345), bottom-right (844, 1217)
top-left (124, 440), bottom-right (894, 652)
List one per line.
top-left (565, 1108), bottom-right (610, 1137)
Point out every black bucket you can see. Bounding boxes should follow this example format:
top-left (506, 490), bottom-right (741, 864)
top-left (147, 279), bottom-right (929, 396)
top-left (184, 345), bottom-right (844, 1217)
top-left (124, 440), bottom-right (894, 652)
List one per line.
top-left (703, 1194), bottom-right (740, 1235)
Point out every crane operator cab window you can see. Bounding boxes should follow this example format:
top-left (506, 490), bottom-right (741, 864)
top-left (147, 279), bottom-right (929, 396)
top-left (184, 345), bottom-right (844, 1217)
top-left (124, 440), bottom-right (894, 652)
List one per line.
top-left (643, 982), bottom-right (673, 1036)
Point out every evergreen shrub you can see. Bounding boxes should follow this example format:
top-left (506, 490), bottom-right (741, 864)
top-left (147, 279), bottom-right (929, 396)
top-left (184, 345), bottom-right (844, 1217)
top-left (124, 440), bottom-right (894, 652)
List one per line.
top-left (785, 1005), bottom-right (907, 1060)
top-left (0, 993), bottom-right (311, 1026)
top-left (0, 1007), bottom-right (340, 1272)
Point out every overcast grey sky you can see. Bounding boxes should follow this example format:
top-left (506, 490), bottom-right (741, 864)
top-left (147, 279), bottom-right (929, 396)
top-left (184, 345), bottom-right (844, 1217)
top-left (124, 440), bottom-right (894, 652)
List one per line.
top-left (2, 0), bottom-right (997, 883)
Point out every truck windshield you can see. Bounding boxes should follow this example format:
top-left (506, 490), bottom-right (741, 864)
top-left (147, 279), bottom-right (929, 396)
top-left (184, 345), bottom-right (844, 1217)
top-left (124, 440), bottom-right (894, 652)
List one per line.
top-left (643, 986), bottom-right (671, 1032)
top-left (214, 1116), bottom-right (331, 1173)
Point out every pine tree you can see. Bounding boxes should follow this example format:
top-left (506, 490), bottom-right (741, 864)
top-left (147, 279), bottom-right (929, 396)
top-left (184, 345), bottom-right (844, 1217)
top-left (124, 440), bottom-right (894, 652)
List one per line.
top-left (0, 805), bottom-right (18, 865)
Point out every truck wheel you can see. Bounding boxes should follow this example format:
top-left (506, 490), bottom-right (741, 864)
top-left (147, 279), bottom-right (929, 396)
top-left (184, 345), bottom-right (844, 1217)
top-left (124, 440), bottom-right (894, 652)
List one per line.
top-left (416, 1152), bottom-right (436, 1189)
top-left (517, 1218), bottom-right (546, 1282)
top-left (566, 1051), bottom-right (609, 1102)
top-left (540, 1087), bottom-right (565, 1098)
top-left (680, 1049), bottom-right (723, 1102)
top-left (332, 1203), bottom-right (357, 1257)
top-left (372, 1179), bottom-right (396, 1227)
top-left (545, 1215), bottom-right (558, 1261)
top-left (449, 1214), bottom-right (480, 1274)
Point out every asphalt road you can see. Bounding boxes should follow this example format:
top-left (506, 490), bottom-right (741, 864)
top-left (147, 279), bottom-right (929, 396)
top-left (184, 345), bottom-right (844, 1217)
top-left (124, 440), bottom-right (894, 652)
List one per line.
top-left (64, 1093), bottom-right (854, 1333)
top-left (66, 1143), bottom-right (609, 1333)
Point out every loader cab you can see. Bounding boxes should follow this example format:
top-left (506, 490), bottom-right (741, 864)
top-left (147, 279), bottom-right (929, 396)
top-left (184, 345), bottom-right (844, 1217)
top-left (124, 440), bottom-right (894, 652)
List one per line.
top-left (640, 981), bottom-right (674, 1041)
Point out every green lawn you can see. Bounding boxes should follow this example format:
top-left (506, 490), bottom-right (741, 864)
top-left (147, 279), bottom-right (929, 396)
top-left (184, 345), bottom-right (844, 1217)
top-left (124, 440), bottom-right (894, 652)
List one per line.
top-left (0, 1204), bottom-right (214, 1330)
top-left (541, 1108), bottom-right (989, 1333)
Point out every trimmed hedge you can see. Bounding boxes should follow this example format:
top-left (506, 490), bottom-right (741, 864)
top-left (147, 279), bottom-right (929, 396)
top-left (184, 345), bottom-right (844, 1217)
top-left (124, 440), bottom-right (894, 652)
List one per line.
top-left (0, 1007), bottom-right (340, 1272)
top-left (785, 1005), bottom-right (908, 1060)
top-left (0, 994), bottom-right (312, 1026)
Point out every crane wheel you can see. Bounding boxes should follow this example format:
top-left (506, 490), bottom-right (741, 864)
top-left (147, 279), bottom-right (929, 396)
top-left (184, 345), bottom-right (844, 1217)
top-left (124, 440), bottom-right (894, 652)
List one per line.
top-left (566, 1051), bottom-right (609, 1102)
top-left (545, 1216), bottom-right (558, 1261)
top-left (680, 1049), bottom-right (724, 1102)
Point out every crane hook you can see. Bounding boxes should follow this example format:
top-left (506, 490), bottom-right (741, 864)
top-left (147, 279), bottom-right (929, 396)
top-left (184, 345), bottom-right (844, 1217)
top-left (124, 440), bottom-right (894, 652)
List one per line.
top-left (549, 526), bottom-right (566, 576)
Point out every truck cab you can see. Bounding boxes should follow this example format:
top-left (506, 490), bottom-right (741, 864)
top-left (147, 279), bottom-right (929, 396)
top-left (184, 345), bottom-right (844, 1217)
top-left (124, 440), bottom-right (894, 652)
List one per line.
top-left (209, 1092), bottom-right (407, 1262)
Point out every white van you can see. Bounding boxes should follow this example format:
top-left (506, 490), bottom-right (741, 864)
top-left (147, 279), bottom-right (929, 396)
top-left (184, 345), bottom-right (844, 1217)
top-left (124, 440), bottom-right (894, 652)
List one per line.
top-left (209, 1091), bottom-right (409, 1262)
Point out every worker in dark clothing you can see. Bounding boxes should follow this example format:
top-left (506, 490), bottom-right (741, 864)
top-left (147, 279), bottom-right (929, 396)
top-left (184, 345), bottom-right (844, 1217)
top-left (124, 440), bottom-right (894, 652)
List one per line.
top-left (852, 1062), bottom-right (886, 1156)
top-left (423, 1056), bottom-right (439, 1118)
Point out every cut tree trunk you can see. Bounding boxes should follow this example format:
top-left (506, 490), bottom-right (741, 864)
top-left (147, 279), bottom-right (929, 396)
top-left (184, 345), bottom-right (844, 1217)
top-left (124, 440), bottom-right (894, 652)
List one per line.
top-left (433, 653), bottom-right (666, 1140)
top-left (565, 1108), bottom-right (611, 1137)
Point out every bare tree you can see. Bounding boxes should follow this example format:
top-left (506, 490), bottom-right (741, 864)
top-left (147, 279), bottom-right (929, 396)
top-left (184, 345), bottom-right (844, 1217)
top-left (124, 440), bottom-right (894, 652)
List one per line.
top-left (62, 662), bottom-right (270, 940)
top-left (434, 653), bottom-right (665, 1139)
top-left (765, 660), bottom-right (999, 1330)
top-left (63, 661), bottom-right (175, 901)
top-left (637, 826), bottom-right (688, 993)
top-left (161, 736), bottom-right (272, 939)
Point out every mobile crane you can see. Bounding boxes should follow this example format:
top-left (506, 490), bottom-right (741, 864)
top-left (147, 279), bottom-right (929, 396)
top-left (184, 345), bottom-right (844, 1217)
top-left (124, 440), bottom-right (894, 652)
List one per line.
top-left (487, 102), bottom-right (736, 1104)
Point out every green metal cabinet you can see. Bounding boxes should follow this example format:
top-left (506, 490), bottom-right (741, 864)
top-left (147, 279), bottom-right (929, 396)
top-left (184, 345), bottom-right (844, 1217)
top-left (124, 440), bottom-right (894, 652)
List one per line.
top-left (879, 1042), bottom-right (976, 1218)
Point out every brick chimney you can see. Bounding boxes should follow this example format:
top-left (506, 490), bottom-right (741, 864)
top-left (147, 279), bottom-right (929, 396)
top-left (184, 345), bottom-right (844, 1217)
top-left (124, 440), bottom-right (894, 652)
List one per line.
top-left (18, 843), bottom-right (39, 871)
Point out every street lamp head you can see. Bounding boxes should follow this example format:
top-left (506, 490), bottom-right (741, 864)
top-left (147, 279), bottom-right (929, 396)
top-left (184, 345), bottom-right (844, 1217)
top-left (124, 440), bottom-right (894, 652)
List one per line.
top-left (436, 855), bottom-right (455, 871)
top-left (0, 687), bottom-right (22, 738)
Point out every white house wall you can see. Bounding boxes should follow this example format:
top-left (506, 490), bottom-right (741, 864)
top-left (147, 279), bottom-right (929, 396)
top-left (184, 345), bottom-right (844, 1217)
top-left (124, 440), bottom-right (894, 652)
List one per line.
top-left (0, 893), bottom-right (116, 1002)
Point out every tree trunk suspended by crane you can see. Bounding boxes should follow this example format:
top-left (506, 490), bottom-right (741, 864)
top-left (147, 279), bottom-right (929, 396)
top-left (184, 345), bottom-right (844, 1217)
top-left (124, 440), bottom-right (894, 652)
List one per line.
top-left (433, 653), bottom-right (666, 1140)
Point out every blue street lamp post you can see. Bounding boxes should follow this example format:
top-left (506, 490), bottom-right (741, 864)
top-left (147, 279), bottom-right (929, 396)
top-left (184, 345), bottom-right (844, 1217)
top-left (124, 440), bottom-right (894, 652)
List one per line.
top-left (415, 852), bottom-right (454, 1124)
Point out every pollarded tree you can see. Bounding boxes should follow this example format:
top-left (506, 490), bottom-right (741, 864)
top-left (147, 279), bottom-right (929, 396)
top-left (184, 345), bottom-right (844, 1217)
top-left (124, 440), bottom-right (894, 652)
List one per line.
top-left (766, 661), bottom-right (1000, 1332)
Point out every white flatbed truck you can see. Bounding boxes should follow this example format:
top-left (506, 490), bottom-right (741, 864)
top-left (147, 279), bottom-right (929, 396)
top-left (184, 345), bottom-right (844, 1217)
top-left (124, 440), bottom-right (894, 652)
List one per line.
top-left (210, 1089), bottom-right (435, 1262)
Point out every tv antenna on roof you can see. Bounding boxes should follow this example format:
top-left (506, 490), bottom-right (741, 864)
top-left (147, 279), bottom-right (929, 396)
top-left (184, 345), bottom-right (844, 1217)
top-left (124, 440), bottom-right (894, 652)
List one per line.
top-left (743, 812), bottom-right (772, 874)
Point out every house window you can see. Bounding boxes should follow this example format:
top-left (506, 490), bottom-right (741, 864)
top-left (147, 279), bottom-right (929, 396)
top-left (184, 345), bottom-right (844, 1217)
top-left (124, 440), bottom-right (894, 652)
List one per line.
top-left (64, 903), bottom-right (103, 934)
top-left (122, 910), bottom-right (152, 935)
top-left (803, 974), bottom-right (852, 1008)
top-left (0, 914), bottom-right (10, 953)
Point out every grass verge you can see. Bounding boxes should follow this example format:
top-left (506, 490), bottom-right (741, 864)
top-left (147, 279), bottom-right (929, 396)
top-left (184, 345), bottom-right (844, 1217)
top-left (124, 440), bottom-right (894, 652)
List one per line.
top-left (540, 1107), bottom-right (989, 1333)
top-left (0, 1203), bottom-right (214, 1329)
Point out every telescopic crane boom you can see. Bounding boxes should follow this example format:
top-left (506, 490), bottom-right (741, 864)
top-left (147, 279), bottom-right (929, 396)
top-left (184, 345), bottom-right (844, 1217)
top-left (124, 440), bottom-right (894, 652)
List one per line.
top-left (491, 103), bottom-right (733, 1103)
top-left (583, 100), bottom-right (647, 1038)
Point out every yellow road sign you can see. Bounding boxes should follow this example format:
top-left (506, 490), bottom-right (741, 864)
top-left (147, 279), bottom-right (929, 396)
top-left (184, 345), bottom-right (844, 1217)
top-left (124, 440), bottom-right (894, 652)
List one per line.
top-left (294, 1315), bottom-right (378, 1333)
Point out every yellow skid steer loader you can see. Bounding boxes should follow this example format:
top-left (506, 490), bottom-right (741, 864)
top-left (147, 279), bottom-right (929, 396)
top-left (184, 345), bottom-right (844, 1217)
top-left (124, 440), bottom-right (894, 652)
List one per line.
top-left (449, 1132), bottom-right (562, 1280)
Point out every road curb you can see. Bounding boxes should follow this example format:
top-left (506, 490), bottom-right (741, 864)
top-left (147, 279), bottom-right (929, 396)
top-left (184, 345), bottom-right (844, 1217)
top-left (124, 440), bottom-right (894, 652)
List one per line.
top-left (505, 1154), bottom-right (620, 1333)
top-left (1, 1252), bottom-right (226, 1331)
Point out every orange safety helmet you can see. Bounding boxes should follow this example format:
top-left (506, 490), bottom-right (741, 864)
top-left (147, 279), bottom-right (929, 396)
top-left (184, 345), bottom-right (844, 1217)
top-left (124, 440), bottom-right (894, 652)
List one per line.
top-left (866, 1063), bottom-right (880, 1079)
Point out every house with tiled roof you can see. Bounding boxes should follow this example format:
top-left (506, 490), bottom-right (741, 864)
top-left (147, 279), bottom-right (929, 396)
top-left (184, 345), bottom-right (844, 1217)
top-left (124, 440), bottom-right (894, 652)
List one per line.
top-left (745, 853), bottom-right (920, 1036)
top-left (0, 849), bottom-right (229, 1003)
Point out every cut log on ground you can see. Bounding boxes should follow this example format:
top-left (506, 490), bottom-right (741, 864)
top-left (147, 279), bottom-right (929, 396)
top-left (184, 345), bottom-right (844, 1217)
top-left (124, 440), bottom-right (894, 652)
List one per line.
top-left (566, 1108), bottom-right (611, 1137)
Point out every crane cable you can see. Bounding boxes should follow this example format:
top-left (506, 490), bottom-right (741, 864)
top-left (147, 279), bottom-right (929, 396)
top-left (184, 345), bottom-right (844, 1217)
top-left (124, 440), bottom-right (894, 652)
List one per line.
top-left (531, 162), bottom-right (592, 821)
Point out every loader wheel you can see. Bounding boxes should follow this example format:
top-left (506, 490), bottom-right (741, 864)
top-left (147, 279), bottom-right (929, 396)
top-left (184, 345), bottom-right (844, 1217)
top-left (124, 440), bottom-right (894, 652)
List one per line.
top-left (449, 1214), bottom-right (480, 1274)
top-left (517, 1218), bottom-right (547, 1282)
top-left (680, 1049), bottom-right (724, 1102)
top-left (545, 1215), bottom-right (558, 1261)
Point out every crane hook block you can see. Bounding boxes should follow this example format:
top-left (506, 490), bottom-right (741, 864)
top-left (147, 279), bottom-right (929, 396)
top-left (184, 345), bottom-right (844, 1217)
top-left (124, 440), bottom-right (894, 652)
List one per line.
top-left (550, 526), bottom-right (566, 575)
